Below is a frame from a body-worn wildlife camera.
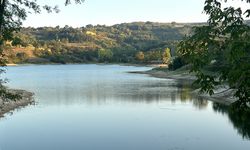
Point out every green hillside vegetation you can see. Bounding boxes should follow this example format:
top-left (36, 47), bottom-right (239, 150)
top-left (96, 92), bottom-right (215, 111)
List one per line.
top-left (4, 22), bottom-right (196, 64)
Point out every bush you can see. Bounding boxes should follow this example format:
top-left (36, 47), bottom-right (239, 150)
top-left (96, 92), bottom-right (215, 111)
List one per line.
top-left (168, 56), bottom-right (187, 70)
top-left (16, 52), bottom-right (29, 62)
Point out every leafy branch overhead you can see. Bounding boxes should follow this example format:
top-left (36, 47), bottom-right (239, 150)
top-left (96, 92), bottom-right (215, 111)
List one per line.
top-left (65, 0), bottom-right (85, 5)
top-left (0, 0), bottom-right (84, 100)
top-left (0, 0), bottom-right (84, 42)
top-left (178, 0), bottom-right (250, 107)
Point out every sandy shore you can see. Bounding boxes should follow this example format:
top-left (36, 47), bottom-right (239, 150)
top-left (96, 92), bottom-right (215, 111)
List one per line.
top-left (6, 64), bottom-right (18, 66)
top-left (0, 89), bottom-right (34, 117)
top-left (129, 69), bottom-right (237, 105)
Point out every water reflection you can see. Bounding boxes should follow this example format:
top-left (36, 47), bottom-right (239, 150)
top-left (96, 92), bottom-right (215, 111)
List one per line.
top-left (36, 77), bottom-right (209, 110)
top-left (171, 81), bottom-right (208, 109)
top-left (213, 103), bottom-right (250, 140)
top-left (1, 64), bottom-right (250, 150)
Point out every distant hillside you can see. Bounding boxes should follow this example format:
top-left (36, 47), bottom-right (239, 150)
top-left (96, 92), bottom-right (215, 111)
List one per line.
top-left (4, 22), bottom-right (201, 64)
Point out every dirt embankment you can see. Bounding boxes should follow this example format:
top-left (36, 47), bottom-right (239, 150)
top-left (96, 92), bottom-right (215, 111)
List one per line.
top-left (0, 89), bottom-right (34, 117)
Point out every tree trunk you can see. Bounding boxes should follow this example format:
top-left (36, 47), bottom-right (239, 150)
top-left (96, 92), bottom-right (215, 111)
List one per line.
top-left (0, 0), bottom-right (6, 66)
top-left (0, 0), bottom-right (6, 37)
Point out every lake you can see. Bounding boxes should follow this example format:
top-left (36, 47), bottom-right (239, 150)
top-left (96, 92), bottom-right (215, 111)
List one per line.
top-left (0, 64), bottom-right (249, 150)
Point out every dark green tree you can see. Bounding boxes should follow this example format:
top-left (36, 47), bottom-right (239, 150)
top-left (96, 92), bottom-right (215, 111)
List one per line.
top-left (98, 48), bottom-right (113, 62)
top-left (168, 56), bottom-right (187, 71)
top-left (178, 0), bottom-right (250, 107)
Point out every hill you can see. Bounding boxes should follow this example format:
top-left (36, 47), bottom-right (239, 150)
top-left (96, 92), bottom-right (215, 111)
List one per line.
top-left (4, 22), bottom-right (199, 64)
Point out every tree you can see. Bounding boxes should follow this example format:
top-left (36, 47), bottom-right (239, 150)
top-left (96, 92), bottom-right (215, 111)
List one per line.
top-left (0, 0), bottom-right (84, 44)
top-left (162, 48), bottom-right (171, 64)
top-left (98, 48), bottom-right (113, 62)
top-left (16, 52), bottom-right (28, 62)
top-left (178, 0), bottom-right (250, 107)
top-left (168, 56), bottom-right (187, 71)
top-left (0, 0), bottom-right (84, 100)
top-left (135, 51), bottom-right (145, 62)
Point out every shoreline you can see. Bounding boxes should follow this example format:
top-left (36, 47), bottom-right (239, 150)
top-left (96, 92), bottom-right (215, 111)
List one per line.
top-left (6, 63), bottom-right (18, 66)
top-left (129, 69), bottom-right (237, 105)
top-left (6, 62), bottom-right (164, 67)
top-left (0, 89), bottom-right (34, 117)
top-left (128, 68), bottom-right (197, 82)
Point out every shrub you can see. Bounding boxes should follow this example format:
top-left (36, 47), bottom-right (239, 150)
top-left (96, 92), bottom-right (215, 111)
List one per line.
top-left (168, 56), bottom-right (187, 70)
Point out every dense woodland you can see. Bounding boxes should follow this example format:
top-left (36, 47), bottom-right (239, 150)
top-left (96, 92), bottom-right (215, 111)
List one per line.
top-left (4, 22), bottom-right (197, 64)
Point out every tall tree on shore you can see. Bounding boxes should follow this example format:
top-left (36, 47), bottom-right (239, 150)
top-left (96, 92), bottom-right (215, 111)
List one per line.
top-left (0, 0), bottom-right (84, 99)
top-left (162, 48), bottom-right (171, 64)
top-left (178, 0), bottom-right (250, 108)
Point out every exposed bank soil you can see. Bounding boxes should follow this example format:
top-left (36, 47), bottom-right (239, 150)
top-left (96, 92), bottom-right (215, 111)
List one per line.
top-left (129, 69), bottom-right (237, 105)
top-left (0, 89), bottom-right (34, 117)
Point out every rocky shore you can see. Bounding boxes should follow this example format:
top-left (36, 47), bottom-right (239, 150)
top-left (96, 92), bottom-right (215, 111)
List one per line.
top-left (0, 89), bottom-right (34, 117)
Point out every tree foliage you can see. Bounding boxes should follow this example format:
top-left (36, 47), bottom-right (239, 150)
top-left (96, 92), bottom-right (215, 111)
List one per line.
top-left (0, 0), bottom-right (84, 100)
top-left (162, 48), bottom-right (171, 64)
top-left (0, 0), bottom-right (84, 43)
top-left (4, 22), bottom-right (186, 64)
top-left (168, 56), bottom-right (187, 71)
top-left (98, 48), bottom-right (113, 62)
top-left (135, 51), bottom-right (145, 62)
top-left (178, 0), bottom-right (250, 107)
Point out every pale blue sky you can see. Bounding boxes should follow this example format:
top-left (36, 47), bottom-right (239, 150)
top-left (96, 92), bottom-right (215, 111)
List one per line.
top-left (23, 0), bottom-right (248, 27)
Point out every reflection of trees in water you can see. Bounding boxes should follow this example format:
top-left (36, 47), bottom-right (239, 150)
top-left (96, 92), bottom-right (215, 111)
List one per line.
top-left (192, 98), bottom-right (208, 110)
top-left (42, 79), bottom-right (209, 110)
top-left (213, 103), bottom-right (250, 140)
top-left (174, 81), bottom-right (208, 109)
top-left (111, 80), bottom-right (209, 109)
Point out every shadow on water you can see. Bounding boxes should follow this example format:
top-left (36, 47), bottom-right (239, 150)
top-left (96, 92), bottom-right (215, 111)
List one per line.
top-left (80, 79), bottom-right (209, 109)
top-left (175, 81), bottom-right (250, 140)
top-left (168, 81), bottom-right (209, 109)
top-left (213, 103), bottom-right (250, 140)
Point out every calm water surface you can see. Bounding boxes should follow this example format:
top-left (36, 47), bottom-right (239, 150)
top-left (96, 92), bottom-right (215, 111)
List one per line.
top-left (0, 64), bottom-right (249, 150)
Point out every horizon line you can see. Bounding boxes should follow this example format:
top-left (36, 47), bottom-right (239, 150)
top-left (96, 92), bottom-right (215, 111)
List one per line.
top-left (22, 20), bottom-right (209, 28)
